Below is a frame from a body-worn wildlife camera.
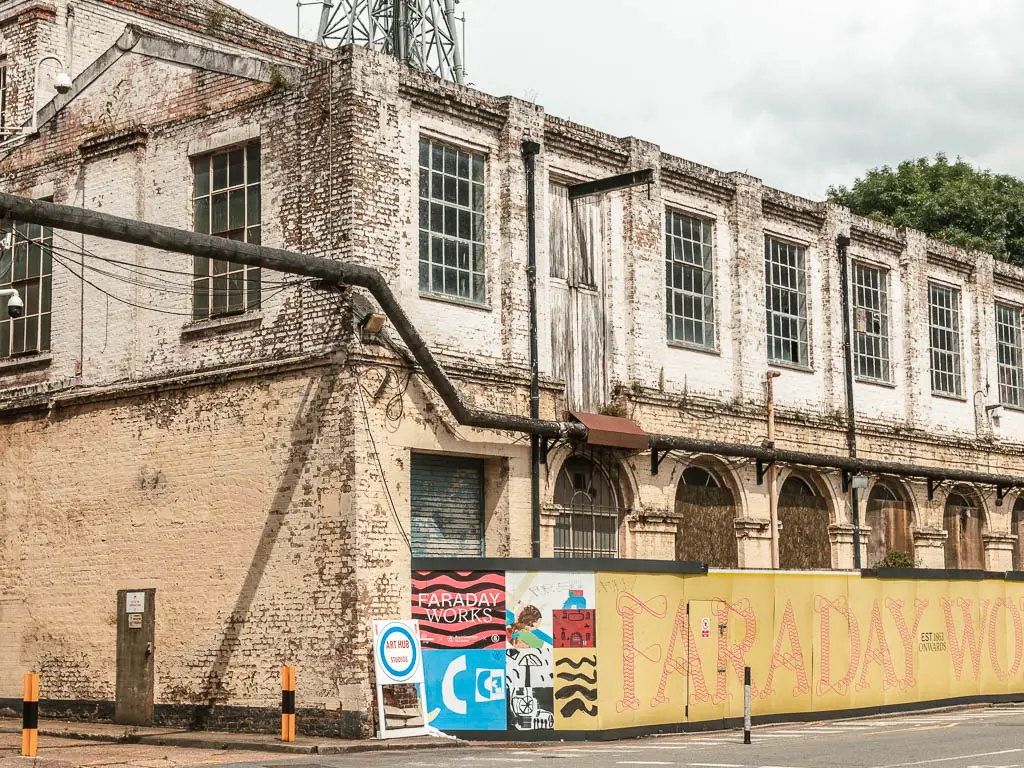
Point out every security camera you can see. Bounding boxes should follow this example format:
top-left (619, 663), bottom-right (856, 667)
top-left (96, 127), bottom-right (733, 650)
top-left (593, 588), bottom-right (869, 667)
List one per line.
top-left (6, 293), bottom-right (24, 319)
top-left (54, 72), bottom-right (73, 95)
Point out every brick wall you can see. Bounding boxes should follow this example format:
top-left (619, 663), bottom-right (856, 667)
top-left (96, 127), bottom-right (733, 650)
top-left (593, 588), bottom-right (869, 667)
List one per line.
top-left (0, 365), bottom-right (366, 733)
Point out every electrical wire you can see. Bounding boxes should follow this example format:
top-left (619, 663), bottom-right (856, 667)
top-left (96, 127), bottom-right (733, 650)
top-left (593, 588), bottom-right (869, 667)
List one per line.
top-left (47, 228), bottom-right (302, 287)
top-left (46, 246), bottom-right (302, 317)
top-left (10, 231), bottom-right (312, 314)
top-left (355, 366), bottom-right (412, 551)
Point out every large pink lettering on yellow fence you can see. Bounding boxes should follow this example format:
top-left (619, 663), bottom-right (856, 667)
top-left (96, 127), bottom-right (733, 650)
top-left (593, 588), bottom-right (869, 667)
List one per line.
top-left (596, 571), bottom-right (1024, 730)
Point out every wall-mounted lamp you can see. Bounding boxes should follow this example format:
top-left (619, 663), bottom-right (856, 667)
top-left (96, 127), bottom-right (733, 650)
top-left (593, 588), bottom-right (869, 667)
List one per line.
top-left (1, 55), bottom-right (72, 141)
top-left (986, 403), bottom-right (1005, 421)
top-left (361, 312), bottom-right (387, 336)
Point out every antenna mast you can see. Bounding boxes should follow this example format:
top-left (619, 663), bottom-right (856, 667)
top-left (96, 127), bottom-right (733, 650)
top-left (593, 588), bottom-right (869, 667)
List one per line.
top-left (313, 0), bottom-right (465, 84)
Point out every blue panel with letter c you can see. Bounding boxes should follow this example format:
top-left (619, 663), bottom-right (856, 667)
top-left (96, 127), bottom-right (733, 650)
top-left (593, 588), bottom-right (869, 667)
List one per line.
top-left (423, 649), bottom-right (507, 731)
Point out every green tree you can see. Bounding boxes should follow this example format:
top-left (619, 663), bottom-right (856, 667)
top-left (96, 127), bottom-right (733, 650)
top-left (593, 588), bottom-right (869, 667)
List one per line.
top-left (827, 153), bottom-right (1024, 267)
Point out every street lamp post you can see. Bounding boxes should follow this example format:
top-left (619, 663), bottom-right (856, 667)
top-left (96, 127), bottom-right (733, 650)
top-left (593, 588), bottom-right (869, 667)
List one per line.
top-left (31, 55), bottom-right (73, 134)
top-left (0, 55), bottom-right (71, 142)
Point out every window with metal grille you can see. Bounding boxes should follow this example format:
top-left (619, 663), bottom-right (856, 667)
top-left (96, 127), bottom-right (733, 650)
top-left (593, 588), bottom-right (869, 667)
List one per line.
top-left (851, 261), bottom-right (891, 382)
top-left (665, 210), bottom-right (714, 349)
top-left (418, 137), bottom-right (485, 303)
top-left (764, 236), bottom-right (808, 367)
top-left (996, 302), bottom-right (1024, 407)
top-left (0, 222), bottom-right (52, 356)
top-left (553, 456), bottom-right (620, 558)
top-left (928, 283), bottom-right (962, 397)
top-left (191, 142), bottom-right (261, 320)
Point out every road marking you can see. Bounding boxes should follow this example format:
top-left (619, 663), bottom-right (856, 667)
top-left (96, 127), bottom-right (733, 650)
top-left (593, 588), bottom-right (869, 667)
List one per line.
top-left (616, 762), bottom-right (675, 766)
top-left (686, 763), bottom-right (743, 767)
top-left (877, 749), bottom-right (1024, 768)
top-left (474, 759), bottom-right (536, 763)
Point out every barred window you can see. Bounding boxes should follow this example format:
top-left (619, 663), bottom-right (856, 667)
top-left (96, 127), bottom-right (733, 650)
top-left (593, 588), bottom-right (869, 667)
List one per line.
top-left (851, 262), bottom-right (891, 382)
top-left (996, 302), bottom-right (1024, 407)
top-left (418, 137), bottom-right (485, 303)
top-left (191, 142), bottom-right (261, 320)
top-left (0, 222), bottom-right (52, 356)
top-left (665, 211), bottom-right (714, 348)
top-left (928, 283), bottom-right (963, 397)
top-left (764, 236), bottom-right (809, 367)
top-left (553, 456), bottom-right (621, 558)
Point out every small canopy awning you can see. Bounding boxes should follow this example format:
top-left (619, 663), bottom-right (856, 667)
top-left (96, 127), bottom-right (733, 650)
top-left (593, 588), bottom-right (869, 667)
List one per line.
top-left (570, 411), bottom-right (649, 451)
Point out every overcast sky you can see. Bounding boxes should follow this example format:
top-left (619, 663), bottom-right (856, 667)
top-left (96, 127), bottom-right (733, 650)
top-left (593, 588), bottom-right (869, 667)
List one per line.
top-left (227, 1), bottom-right (1024, 199)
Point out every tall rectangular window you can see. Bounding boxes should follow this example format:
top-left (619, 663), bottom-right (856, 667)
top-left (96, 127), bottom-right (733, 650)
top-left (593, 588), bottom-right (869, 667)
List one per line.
top-left (191, 142), bottom-right (261, 320)
top-left (0, 59), bottom-right (7, 130)
top-left (996, 302), bottom-right (1024, 407)
top-left (851, 262), bottom-right (891, 382)
top-left (0, 222), bottom-right (52, 356)
top-left (765, 236), bottom-right (809, 367)
top-left (665, 210), bottom-right (714, 349)
top-left (928, 283), bottom-right (963, 397)
top-left (418, 137), bottom-right (485, 303)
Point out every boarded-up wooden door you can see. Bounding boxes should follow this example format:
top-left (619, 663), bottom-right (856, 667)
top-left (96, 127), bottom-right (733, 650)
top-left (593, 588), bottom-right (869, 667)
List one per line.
top-left (944, 495), bottom-right (984, 570)
top-left (549, 184), bottom-right (606, 412)
top-left (115, 589), bottom-right (155, 725)
top-left (866, 500), bottom-right (912, 565)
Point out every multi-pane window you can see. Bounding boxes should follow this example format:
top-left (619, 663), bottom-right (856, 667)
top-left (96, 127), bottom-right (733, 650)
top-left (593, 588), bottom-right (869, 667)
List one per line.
top-left (418, 137), bottom-right (485, 303)
top-left (764, 236), bottom-right (809, 367)
top-left (928, 283), bottom-right (963, 397)
top-left (665, 211), bottom-right (714, 349)
top-left (851, 262), bottom-right (891, 382)
top-left (996, 302), bottom-right (1024, 407)
top-left (0, 222), bottom-right (52, 356)
top-left (191, 142), bottom-right (261, 320)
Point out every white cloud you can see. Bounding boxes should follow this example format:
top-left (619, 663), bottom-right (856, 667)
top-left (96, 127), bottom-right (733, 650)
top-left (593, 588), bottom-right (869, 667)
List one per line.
top-left (228, 0), bottom-right (1024, 198)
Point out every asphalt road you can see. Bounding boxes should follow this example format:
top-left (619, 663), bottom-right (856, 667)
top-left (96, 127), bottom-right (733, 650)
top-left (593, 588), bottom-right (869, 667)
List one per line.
top-left (211, 706), bottom-right (1024, 768)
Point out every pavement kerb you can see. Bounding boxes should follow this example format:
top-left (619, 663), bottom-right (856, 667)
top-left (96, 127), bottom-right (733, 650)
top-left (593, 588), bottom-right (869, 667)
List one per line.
top-left (0, 720), bottom-right (466, 755)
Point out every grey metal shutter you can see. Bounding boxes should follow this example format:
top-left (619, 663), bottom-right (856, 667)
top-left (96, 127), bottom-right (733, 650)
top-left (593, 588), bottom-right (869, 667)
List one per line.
top-left (411, 453), bottom-right (484, 557)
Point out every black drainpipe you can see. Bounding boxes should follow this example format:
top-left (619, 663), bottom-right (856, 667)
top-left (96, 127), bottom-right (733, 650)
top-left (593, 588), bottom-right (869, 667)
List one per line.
top-left (523, 140), bottom-right (542, 558)
top-left (837, 233), bottom-right (862, 568)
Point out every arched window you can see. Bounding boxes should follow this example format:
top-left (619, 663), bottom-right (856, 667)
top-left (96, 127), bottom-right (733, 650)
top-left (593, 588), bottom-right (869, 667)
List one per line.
top-left (780, 476), bottom-right (816, 497)
top-left (944, 488), bottom-right (984, 570)
top-left (681, 466), bottom-right (720, 488)
top-left (866, 481), bottom-right (912, 566)
top-left (778, 474), bottom-right (831, 569)
top-left (1013, 498), bottom-right (1024, 571)
top-left (675, 464), bottom-right (737, 568)
top-left (553, 456), bottom-right (621, 558)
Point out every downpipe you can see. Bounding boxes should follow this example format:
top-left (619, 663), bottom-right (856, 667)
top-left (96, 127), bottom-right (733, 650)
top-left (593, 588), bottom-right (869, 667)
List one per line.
top-left (523, 140), bottom-right (542, 559)
top-left (837, 233), bottom-right (862, 569)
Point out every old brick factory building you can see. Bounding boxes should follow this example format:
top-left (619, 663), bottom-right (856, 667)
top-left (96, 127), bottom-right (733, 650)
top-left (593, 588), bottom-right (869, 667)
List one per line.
top-left (1, 0), bottom-right (1024, 738)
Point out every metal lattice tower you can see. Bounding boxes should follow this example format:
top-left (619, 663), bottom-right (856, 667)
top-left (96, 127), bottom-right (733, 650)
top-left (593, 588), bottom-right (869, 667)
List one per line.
top-left (314, 0), bottom-right (465, 84)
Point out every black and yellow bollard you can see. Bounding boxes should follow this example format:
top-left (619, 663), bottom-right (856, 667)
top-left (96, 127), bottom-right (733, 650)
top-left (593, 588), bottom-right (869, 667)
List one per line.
top-left (281, 666), bottom-right (296, 742)
top-left (22, 673), bottom-right (39, 757)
